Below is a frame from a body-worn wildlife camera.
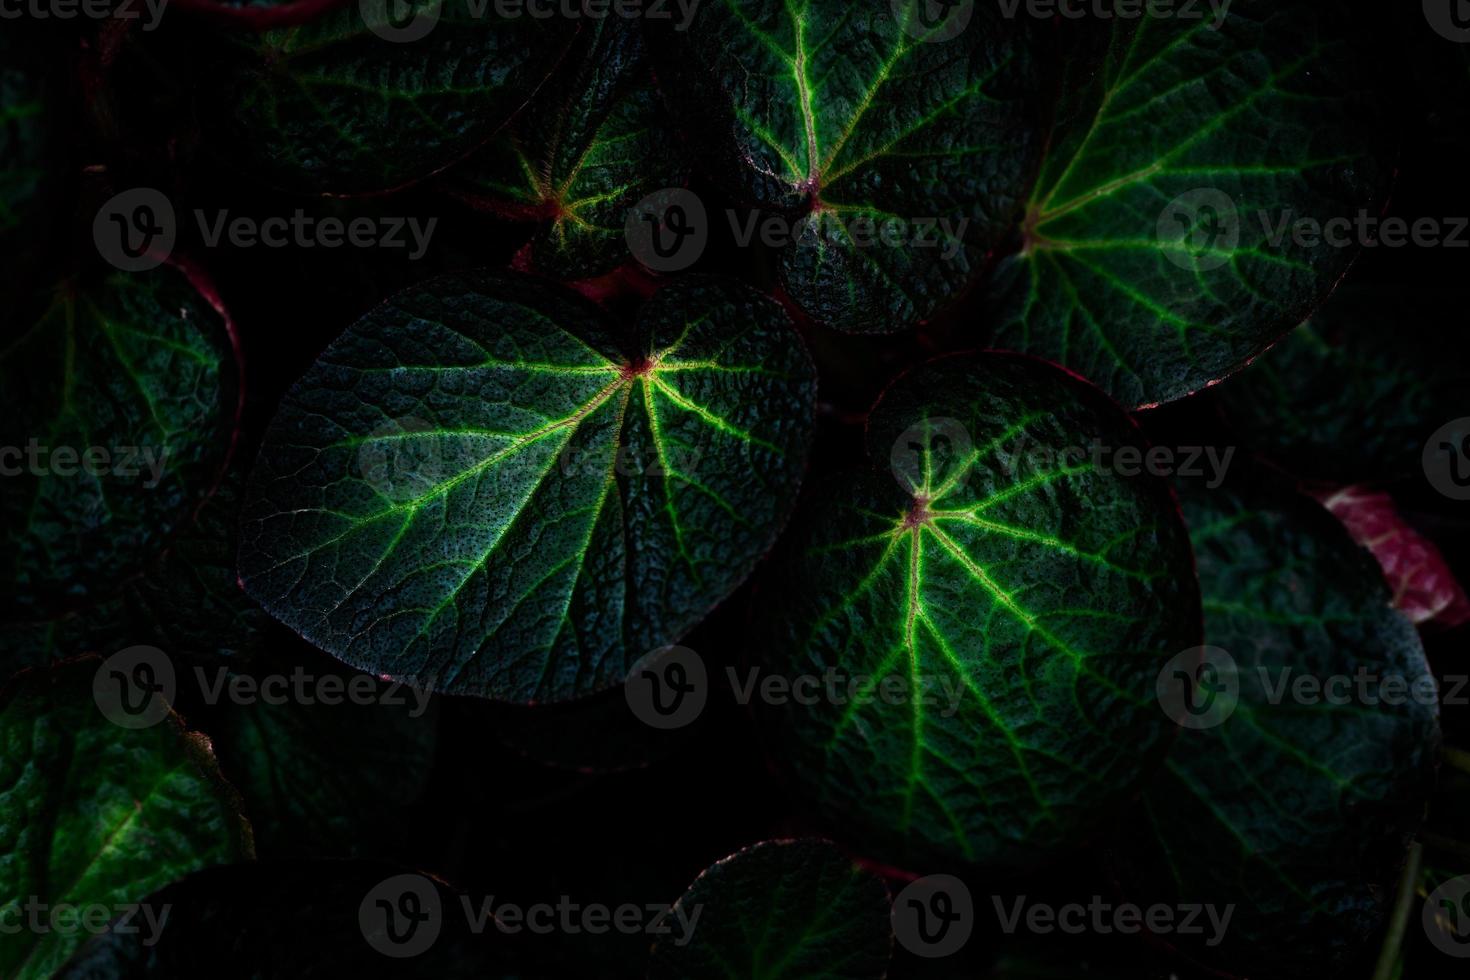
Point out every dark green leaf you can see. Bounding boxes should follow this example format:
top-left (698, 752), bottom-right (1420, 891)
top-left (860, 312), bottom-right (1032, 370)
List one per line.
top-left (988, 0), bottom-right (1396, 408)
top-left (199, 4), bottom-right (577, 194)
top-left (648, 839), bottom-right (892, 980)
top-left (1215, 287), bottom-right (1470, 484)
top-left (1114, 484), bottom-right (1440, 978)
top-left (758, 353), bottom-right (1200, 871)
top-left (0, 658), bottom-right (253, 979)
top-left (658, 0), bottom-right (1042, 332)
top-left (450, 20), bottom-right (681, 279)
top-left (240, 274), bottom-right (815, 701)
top-left (0, 270), bottom-right (240, 622)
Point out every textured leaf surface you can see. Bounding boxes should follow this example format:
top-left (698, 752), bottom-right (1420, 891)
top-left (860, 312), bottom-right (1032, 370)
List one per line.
top-left (451, 21), bottom-right (679, 279)
top-left (240, 274), bottom-right (815, 701)
top-left (0, 271), bottom-right (239, 622)
top-left (0, 659), bottom-right (252, 980)
top-left (1114, 485), bottom-right (1440, 979)
top-left (759, 353), bottom-right (1200, 870)
top-left (648, 839), bottom-right (891, 980)
top-left (201, 4), bottom-right (575, 194)
top-left (57, 861), bottom-right (517, 978)
top-left (1217, 288), bottom-right (1470, 483)
top-left (659, 0), bottom-right (1041, 332)
top-left (988, 0), bottom-right (1396, 408)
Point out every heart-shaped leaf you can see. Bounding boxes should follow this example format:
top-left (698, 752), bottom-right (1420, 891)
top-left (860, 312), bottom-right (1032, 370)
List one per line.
top-left (648, 839), bottom-right (892, 980)
top-left (1113, 484), bottom-right (1440, 979)
top-left (240, 274), bottom-right (815, 701)
top-left (0, 658), bottom-right (253, 980)
top-left (657, 0), bottom-right (1042, 332)
top-left (0, 269), bottom-right (240, 622)
top-left (449, 20), bottom-right (681, 279)
top-left (1216, 287), bottom-right (1470, 484)
top-left (987, 0), bottom-right (1396, 408)
top-left (757, 353), bottom-right (1200, 871)
top-left (198, 3), bottom-right (577, 194)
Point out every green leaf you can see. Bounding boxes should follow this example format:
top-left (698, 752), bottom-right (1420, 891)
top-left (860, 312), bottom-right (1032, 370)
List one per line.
top-left (449, 20), bottom-right (681, 279)
top-left (210, 655), bottom-right (438, 858)
top-left (199, 3), bottom-right (577, 194)
top-left (988, 0), bottom-right (1397, 408)
top-left (658, 0), bottom-right (1042, 332)
top-left (648, 839), bottom-right (892, 980)
top-left (0, 270), bottom-right (240, 622)
top-left (0, 658), bottom-right (253, 980)
top-left (1114, 484), bottom-right (1440, 979)
top-left (239, 274), bottom-right (815, 702)
top-left (757, 353), bottom-right (1200, 871)
top-left (1215, 287), bottom-right (1470, 484)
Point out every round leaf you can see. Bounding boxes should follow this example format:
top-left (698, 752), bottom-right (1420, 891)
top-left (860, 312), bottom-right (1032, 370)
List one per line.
top-left (1113, 485), bottom-right (1440, 978)
top-left (988, 0), bottom-right (1397, 408)
top-left (239, 274), bottom-right (816, 701)
top-left (758, 353), bottom-right (1200, 871)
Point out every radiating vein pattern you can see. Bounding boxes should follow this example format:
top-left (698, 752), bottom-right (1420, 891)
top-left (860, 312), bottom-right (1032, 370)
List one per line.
top-left (1113, 487), bottom-right (1439, 977)
top-left (987, 0), bottom-right (1395, 407)
top-left (666, 0), bottom-right (1040, 331)
top-left (240, 275), bottom-right (815, 702)
top-left (761, 355), bottom-right (1198, 870)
